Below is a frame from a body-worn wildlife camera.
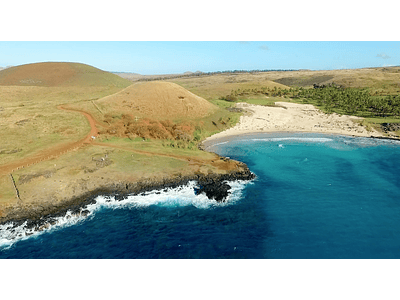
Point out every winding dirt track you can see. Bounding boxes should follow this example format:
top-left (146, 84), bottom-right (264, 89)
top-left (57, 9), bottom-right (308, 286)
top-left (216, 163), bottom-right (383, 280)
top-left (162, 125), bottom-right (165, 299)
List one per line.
top-left (0, 106), bottom-right (99, 176)
top-left (0, 105), bottom-right (210, 176)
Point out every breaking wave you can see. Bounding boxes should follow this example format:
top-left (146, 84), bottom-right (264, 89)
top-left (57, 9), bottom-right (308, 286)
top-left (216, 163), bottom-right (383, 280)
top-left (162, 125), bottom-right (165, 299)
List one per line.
top-left (251, 137), bottom-right (333, 143)
top-left (0, 180), bottom-right (252, 250)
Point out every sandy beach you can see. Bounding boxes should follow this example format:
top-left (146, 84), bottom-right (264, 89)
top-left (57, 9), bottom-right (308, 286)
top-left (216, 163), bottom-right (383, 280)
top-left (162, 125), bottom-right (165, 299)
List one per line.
top-left (204, 101), bottom-right (386, 145)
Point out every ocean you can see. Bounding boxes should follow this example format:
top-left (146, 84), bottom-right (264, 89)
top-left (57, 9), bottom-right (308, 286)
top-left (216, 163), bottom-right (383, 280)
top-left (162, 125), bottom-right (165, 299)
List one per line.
top-left (1, 132), bottom-right (400, 259)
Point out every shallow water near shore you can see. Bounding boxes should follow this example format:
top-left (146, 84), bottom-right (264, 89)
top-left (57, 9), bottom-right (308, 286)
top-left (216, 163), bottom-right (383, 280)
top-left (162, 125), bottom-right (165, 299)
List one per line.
top-left (1, 132), bottom-right (400, 258)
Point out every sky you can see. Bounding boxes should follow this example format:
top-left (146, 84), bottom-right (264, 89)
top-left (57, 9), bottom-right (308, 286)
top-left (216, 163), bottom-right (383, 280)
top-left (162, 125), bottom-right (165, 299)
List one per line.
top-left (0, 41), bottom-right (398, 75)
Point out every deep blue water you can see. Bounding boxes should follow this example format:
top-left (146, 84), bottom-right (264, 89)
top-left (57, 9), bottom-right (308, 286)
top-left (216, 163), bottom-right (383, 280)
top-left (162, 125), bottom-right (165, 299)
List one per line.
top-left (1, 132), bottom-right (400, 259)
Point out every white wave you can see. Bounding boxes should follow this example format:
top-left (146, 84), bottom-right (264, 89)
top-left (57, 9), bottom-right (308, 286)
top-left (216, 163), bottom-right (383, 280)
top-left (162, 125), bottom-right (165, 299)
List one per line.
top-left (340, 136), bottom-right (400, 147)
top-left (210, 141), bottom-right (228, 147)
top-left (0, 180), bottom-right (251, 250)
top-left (0, 210), bottom-right (90, 250)
top-left (88, 180), bottom-right (249, 211)
top-left (252, 137), bottom-right (333, 142)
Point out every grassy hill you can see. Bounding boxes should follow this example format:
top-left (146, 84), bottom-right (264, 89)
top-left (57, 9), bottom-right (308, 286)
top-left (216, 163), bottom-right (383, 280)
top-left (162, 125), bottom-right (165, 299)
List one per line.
top-left (0, 62), bottom-right (133, 169)
top-left (66, 81), bottom-right (237, 145)
top-left (0, 62), bottom-right (132, 88)
top-left (96, 81), bottom-right (216, 120)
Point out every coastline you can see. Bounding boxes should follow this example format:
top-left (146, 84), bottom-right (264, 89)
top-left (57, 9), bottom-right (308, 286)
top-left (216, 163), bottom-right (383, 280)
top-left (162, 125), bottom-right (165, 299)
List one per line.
top-left (2, 101), bottom-right (398, 229)
top-left (0, 163), bottom-right (255, 228)
top-left (203, 102), bottom-right (398, 149)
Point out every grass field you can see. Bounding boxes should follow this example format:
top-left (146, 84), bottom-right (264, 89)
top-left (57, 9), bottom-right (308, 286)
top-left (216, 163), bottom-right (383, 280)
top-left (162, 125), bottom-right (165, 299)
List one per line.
top-left (0, 85), bottom-right (129, 166)
top-left (170, 67), bottom-right (400, 97)
top-left (171, 74), bottom-right (289, 100)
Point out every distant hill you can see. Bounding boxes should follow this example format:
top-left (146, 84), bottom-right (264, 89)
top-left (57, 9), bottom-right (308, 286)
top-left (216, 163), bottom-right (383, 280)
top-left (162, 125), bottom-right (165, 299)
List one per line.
top-left (0, 62), bottom-right (132, 88)
top-left (114, 71), bottom-right (204, 82)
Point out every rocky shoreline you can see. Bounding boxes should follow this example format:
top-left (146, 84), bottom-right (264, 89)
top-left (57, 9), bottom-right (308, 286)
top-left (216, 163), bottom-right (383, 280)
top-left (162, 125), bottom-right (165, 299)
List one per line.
top-left (0, 161), bottom-right (255, 229)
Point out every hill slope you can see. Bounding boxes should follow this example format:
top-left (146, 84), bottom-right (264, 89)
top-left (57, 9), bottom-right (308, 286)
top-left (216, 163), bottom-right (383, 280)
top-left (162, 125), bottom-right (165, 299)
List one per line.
top-left (0, 62), bottom-right (132, 88)
top-left (96, 81), bottom-right (216, 120)
top-left (170, 75), bottom-right (290, 100)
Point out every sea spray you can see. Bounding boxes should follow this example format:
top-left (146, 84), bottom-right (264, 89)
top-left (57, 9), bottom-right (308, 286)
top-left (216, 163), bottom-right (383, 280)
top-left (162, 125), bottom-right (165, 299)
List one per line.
top-left (0, 210), bottom-right (89, 250)
top-left (0, 180), bottom-right (252, 250)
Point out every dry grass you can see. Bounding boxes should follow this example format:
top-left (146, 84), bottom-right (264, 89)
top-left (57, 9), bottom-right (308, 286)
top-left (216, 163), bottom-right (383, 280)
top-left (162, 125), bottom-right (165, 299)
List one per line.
top-left (0, 62), bottom-right (132, 168)
top-left (171, 75), bottom-right (289, 100)
top-left (0, 62), bottom-right (131, 88)
top-left (169, 67), bottom-right (400, 96)
top-left (0, 86), bottom-right (129, 166)
top-left (3, 141), bottom-right (235, 210)
top-left (64, 81), bottom-right (234, 143)
top-left (93, 81), bottom-right (217, 120)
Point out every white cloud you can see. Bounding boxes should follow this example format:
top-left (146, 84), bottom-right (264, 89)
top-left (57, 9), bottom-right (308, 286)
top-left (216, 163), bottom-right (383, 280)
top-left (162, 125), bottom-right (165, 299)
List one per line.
top-left (376, 53), bottom-right (391, 59)
top-left (259, 45), bottom-right (269, 51)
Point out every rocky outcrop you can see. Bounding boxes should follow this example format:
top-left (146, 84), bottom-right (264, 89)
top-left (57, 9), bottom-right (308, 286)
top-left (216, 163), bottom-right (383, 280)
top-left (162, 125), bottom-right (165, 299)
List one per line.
top-left (0, 165), bottom-right (255, 228)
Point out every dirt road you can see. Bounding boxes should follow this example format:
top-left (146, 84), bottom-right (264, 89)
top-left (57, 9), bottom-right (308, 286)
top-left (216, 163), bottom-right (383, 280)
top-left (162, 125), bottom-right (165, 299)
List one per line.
top-left (0, 106), bottom-right (99, 175)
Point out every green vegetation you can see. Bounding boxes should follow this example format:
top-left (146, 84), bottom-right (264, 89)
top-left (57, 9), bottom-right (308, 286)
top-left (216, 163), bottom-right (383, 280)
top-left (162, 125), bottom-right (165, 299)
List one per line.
top-left (218, 86), bottom-right (297, 102)
top-left (293, 84), bottom-right (400, 120)
top-left (215, 83), bottom-right (400, 125)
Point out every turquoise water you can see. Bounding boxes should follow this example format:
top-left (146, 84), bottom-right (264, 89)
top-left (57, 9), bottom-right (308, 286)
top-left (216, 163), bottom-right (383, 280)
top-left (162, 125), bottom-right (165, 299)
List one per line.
top-left (211, 133), bottom-right (400, 258)
top-left (1, 132), bottom-right (400, 258)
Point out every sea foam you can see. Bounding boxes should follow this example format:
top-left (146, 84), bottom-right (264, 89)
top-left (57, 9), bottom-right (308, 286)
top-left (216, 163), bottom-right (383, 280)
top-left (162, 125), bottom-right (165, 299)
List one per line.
top-left (251, 137), bottom-right (333, 143)
top-left (0, 180), bottom-right (251, 250)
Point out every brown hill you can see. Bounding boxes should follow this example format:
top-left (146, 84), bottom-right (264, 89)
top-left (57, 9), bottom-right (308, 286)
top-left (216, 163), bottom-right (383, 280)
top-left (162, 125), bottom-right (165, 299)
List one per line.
top-left (0, 62), bottom-right (131, 88)
top-left (97, 81), bottom-right (216, 120)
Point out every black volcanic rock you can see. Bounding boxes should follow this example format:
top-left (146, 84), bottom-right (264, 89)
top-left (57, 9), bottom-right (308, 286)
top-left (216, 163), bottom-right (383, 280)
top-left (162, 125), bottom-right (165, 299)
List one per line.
top-left (0, 167), bottom-right (256, 227)
top-left (195, 179), bottom-right (231, 202)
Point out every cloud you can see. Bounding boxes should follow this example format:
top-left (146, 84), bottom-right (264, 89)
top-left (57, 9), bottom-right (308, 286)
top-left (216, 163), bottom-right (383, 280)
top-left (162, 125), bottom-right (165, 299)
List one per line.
top-left (239, 41), bottom-right (250, 44)
top-left (376, 53), bottom-right (391, 59)
top-left (258, 45), bottom-right (269, 51)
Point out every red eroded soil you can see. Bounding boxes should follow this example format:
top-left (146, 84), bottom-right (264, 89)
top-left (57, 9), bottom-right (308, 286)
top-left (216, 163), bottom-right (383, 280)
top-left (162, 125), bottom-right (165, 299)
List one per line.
top-left (0, 106), bottom-right (99, 175)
